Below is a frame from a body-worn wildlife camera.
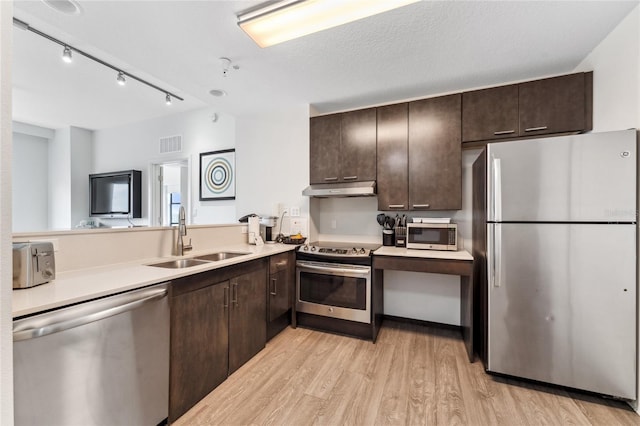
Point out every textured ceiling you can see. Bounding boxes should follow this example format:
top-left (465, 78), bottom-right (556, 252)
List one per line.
top-left (12, 0), bottom-right (639, 130)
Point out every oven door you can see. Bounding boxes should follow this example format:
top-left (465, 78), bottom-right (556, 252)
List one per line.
top-left (296, 260), bottom-right (371, 323)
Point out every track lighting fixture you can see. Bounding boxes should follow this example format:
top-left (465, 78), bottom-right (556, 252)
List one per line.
top-left (62, 46), bottom-right (72, 63)
top-left (13, 17), bottom-right (183, 104)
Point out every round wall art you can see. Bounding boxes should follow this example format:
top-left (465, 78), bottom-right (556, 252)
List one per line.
top-left (199, 149), bottom-right (236, 200)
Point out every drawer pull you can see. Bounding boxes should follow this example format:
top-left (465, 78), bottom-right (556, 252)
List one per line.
top-left (343, 176), bottom-right (358, 180)
top-left (388, 204), bottom-right (405, 209)
top-left (524, 126), bottom-right (548, 132)
top-left (270, 278), bottom-right (277, 296)
top-left (412, 204), bottom-right (430, 208)
top-left (324, 177), bottom-right (338, 181)
top-left (493, 130), bottom-right (515, 135)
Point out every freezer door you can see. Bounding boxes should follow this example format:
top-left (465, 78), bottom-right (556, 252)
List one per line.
top-left (487, 223), bottom-right (636, 399)
top-left (487, 129), bottom-right (637, 222)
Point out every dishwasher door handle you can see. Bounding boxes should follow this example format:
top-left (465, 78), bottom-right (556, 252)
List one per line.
top-left (13, 284), bottom-right (168, 342)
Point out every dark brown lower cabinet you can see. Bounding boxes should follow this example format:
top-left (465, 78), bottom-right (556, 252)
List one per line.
top-left (267, 252), bottom-right (294, 340)
top-left (229, 268), bottom-right (267, 374)
top-left (169, 259), bottom-right (267, 423)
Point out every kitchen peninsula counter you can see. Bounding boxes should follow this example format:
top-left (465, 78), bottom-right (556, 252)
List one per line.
top-left (13, 243), bottom-right (296, 318)
top-left (372, 246), bottom-right (475, 362)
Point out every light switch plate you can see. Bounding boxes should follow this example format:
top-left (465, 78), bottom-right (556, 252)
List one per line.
top-left (290, 206), bottom-right (301, 217)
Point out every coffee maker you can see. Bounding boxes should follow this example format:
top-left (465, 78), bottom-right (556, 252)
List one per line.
top-left (259, 216), bottom-right (279, 243)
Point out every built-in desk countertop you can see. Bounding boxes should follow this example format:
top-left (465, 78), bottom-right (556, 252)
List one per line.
top-left (372, 247), bottom-right (475, 362)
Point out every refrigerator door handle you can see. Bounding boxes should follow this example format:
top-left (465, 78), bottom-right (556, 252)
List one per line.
top-left (492, 158), bottom-right (502, 222)
top-left (493, 224), bottom-right (502, 287)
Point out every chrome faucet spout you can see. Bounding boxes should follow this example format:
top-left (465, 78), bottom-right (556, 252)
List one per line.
top-left (177, 206), bottom-right (192, 255)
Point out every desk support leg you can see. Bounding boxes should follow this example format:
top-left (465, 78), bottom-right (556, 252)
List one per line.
top-left (460, 274), bottom-right (474, 362)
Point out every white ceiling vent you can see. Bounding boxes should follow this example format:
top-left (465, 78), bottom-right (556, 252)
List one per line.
top-left (159, 135), bottom-right (182, 154)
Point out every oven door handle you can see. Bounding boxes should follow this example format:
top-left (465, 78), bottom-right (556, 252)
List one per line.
top-left (297, 263), bottom-right (370, 276)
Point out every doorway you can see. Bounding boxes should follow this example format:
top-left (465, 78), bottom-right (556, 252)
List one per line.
top-left (151, 159), bottom-right (189, 227)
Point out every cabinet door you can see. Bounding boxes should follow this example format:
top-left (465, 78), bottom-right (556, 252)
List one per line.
top-left (408, 94), bottom-right (462, 210)
top-left (376, 103), bottom-right (409, 211)
top-left (341, 108), bottom-right (377, 182)
top-left (519, 73), bottom-right (586, 137)
top-left (462, 85), bottom-right (518, 142)
top-left (229, 268), bottom-right (267, 374)
top-left (269, 270), bottom-right (290, 321)
top-left (310, 114), bottom-right (341, 184)
top-left (169, 282), bottom-right (229, 422)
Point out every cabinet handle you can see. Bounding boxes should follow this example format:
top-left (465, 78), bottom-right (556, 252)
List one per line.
top-left (412, 204), bottom-right (430, 208)
top-left (493, 130), bottom-right (515, 135)
top-left (270, 278), bottom-right (277, 296)
top-left (275, 261), bottom-right (287, 268)
top-left (343, 176), bottom-right (358, 180)
top-left (388, 204), bottom-right (405, 209)
top-left (232, 281), bottom-right (238, 307)
top-left (324, 177), bottom-right (338, 181)
top-left (524, 126), bottom-right (548, 132)
top-left (223, 285), bottom-right (229, 308)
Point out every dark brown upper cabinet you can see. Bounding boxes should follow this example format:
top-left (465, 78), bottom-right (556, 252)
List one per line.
top-left (518, 72), bottom-right (591, 137)
top-left (462, 85), bottom-right (519, 142)
top-left (408, 94), bottom-right (462, 211)
top-left (376, 103), bottom-right (409, 211)
top-left (376, 96), bottom-right (462, 212)
top-left (310, 109), bottom-right (376, 184)
top-left (462, 72), bottom-right (592, 143)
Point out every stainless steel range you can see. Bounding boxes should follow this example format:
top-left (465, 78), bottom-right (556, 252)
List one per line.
top-left (296, 242), bottom-right (379, 326)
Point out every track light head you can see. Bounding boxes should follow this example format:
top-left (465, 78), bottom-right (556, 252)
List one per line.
top-left (117, 71), bottom-right (126, 86)
top-left (62, 46), bottom-right (72, 63)
top-left (165, 93), bottom-right (172, 105)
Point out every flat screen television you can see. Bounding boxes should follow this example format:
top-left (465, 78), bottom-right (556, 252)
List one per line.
top-left (89, 170), bottom-right (141, 218)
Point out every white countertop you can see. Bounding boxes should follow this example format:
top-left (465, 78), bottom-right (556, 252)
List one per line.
top-left (13, 243), bottom-right (297, 318)
top-left (374, 246), bottom-right (473, 261)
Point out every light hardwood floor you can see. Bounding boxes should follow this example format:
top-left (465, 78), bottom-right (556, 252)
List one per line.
top-left (174, 320), bottom-right (639, 425)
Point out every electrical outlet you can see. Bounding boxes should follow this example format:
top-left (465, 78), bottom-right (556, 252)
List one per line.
top-left (278, 203), bottom-right (288, 217)
top-left (290, 206), bottom-right (301, 217)
top-left (290, 218), bottom-right (307, 235)
top-left (241, 225), bottom-right (248, 234)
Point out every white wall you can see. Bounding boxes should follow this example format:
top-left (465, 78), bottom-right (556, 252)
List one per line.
top-left (574, 5), bottom-right (639, 132)
top-left (574, 4), bottom-right (640, 413)
top-left (235, 106), bottom-right (310, 235)
top-left (12, 132), bottom-right (48, 232)
top-left (0, 2), bottom-right (12, 424)
top-left (69, 127), bottom-right (93, 228)
top-left (48, 128), bottom-right (71, 229)
top-left (93, 107), bottom-right (237, 225)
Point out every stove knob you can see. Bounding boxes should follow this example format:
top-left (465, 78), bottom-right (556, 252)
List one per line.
top-left (359, 248), bottom-right (366, 254)
top-left (352, 247), bottom-right (358, 254)
top-left (303, 245), bottom-right (309, 251)
top-left (310, 246), bottom-right (316, 252)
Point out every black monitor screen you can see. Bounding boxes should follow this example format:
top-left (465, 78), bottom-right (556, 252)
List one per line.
top-left (90, 174), bottom-right (130, 215)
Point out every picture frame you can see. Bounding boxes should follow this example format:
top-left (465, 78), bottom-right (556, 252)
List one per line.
top-left (199, 149), bottom-right (236, 201)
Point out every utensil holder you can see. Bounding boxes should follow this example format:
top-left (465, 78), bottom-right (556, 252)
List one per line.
top-left (395, 226), bottom-right (406, 247)
top-left (382, 229), bottom-right (395, 246)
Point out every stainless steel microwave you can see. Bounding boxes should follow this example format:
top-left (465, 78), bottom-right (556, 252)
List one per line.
top-left (406, 223), bottom-right (457, 251)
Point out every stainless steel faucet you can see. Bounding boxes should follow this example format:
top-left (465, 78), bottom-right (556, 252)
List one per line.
top-left (177, 206), bottom-right (192, 256)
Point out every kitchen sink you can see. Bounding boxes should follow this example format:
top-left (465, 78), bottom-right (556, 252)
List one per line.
top-left (193, 252), bottom-right (250, 262)
top-left (149, 259), bottom-right (211, 269)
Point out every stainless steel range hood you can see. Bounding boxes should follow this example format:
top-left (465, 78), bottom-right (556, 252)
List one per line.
top-left (302, 181), bottom-right (376, 198)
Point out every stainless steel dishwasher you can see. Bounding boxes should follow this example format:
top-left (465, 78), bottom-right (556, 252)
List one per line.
top-left (13, 283), bottom-right (170, 426)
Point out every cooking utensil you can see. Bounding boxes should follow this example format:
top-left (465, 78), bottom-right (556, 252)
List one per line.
top-left (377, 213), bottom-right (386, 227)
top-left (386, 216), bottom-right (395, 229)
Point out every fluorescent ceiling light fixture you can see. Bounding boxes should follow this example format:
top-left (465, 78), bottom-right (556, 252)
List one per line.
top-left (238, 0), bottom-right (420, 48)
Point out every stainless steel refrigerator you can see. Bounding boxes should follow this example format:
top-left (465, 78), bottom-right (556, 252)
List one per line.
top-left (472, 129), bottom-right (637, 400)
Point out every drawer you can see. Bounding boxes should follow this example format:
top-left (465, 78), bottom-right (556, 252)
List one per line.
top-left (269, 253), bottom-right (289, 273)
